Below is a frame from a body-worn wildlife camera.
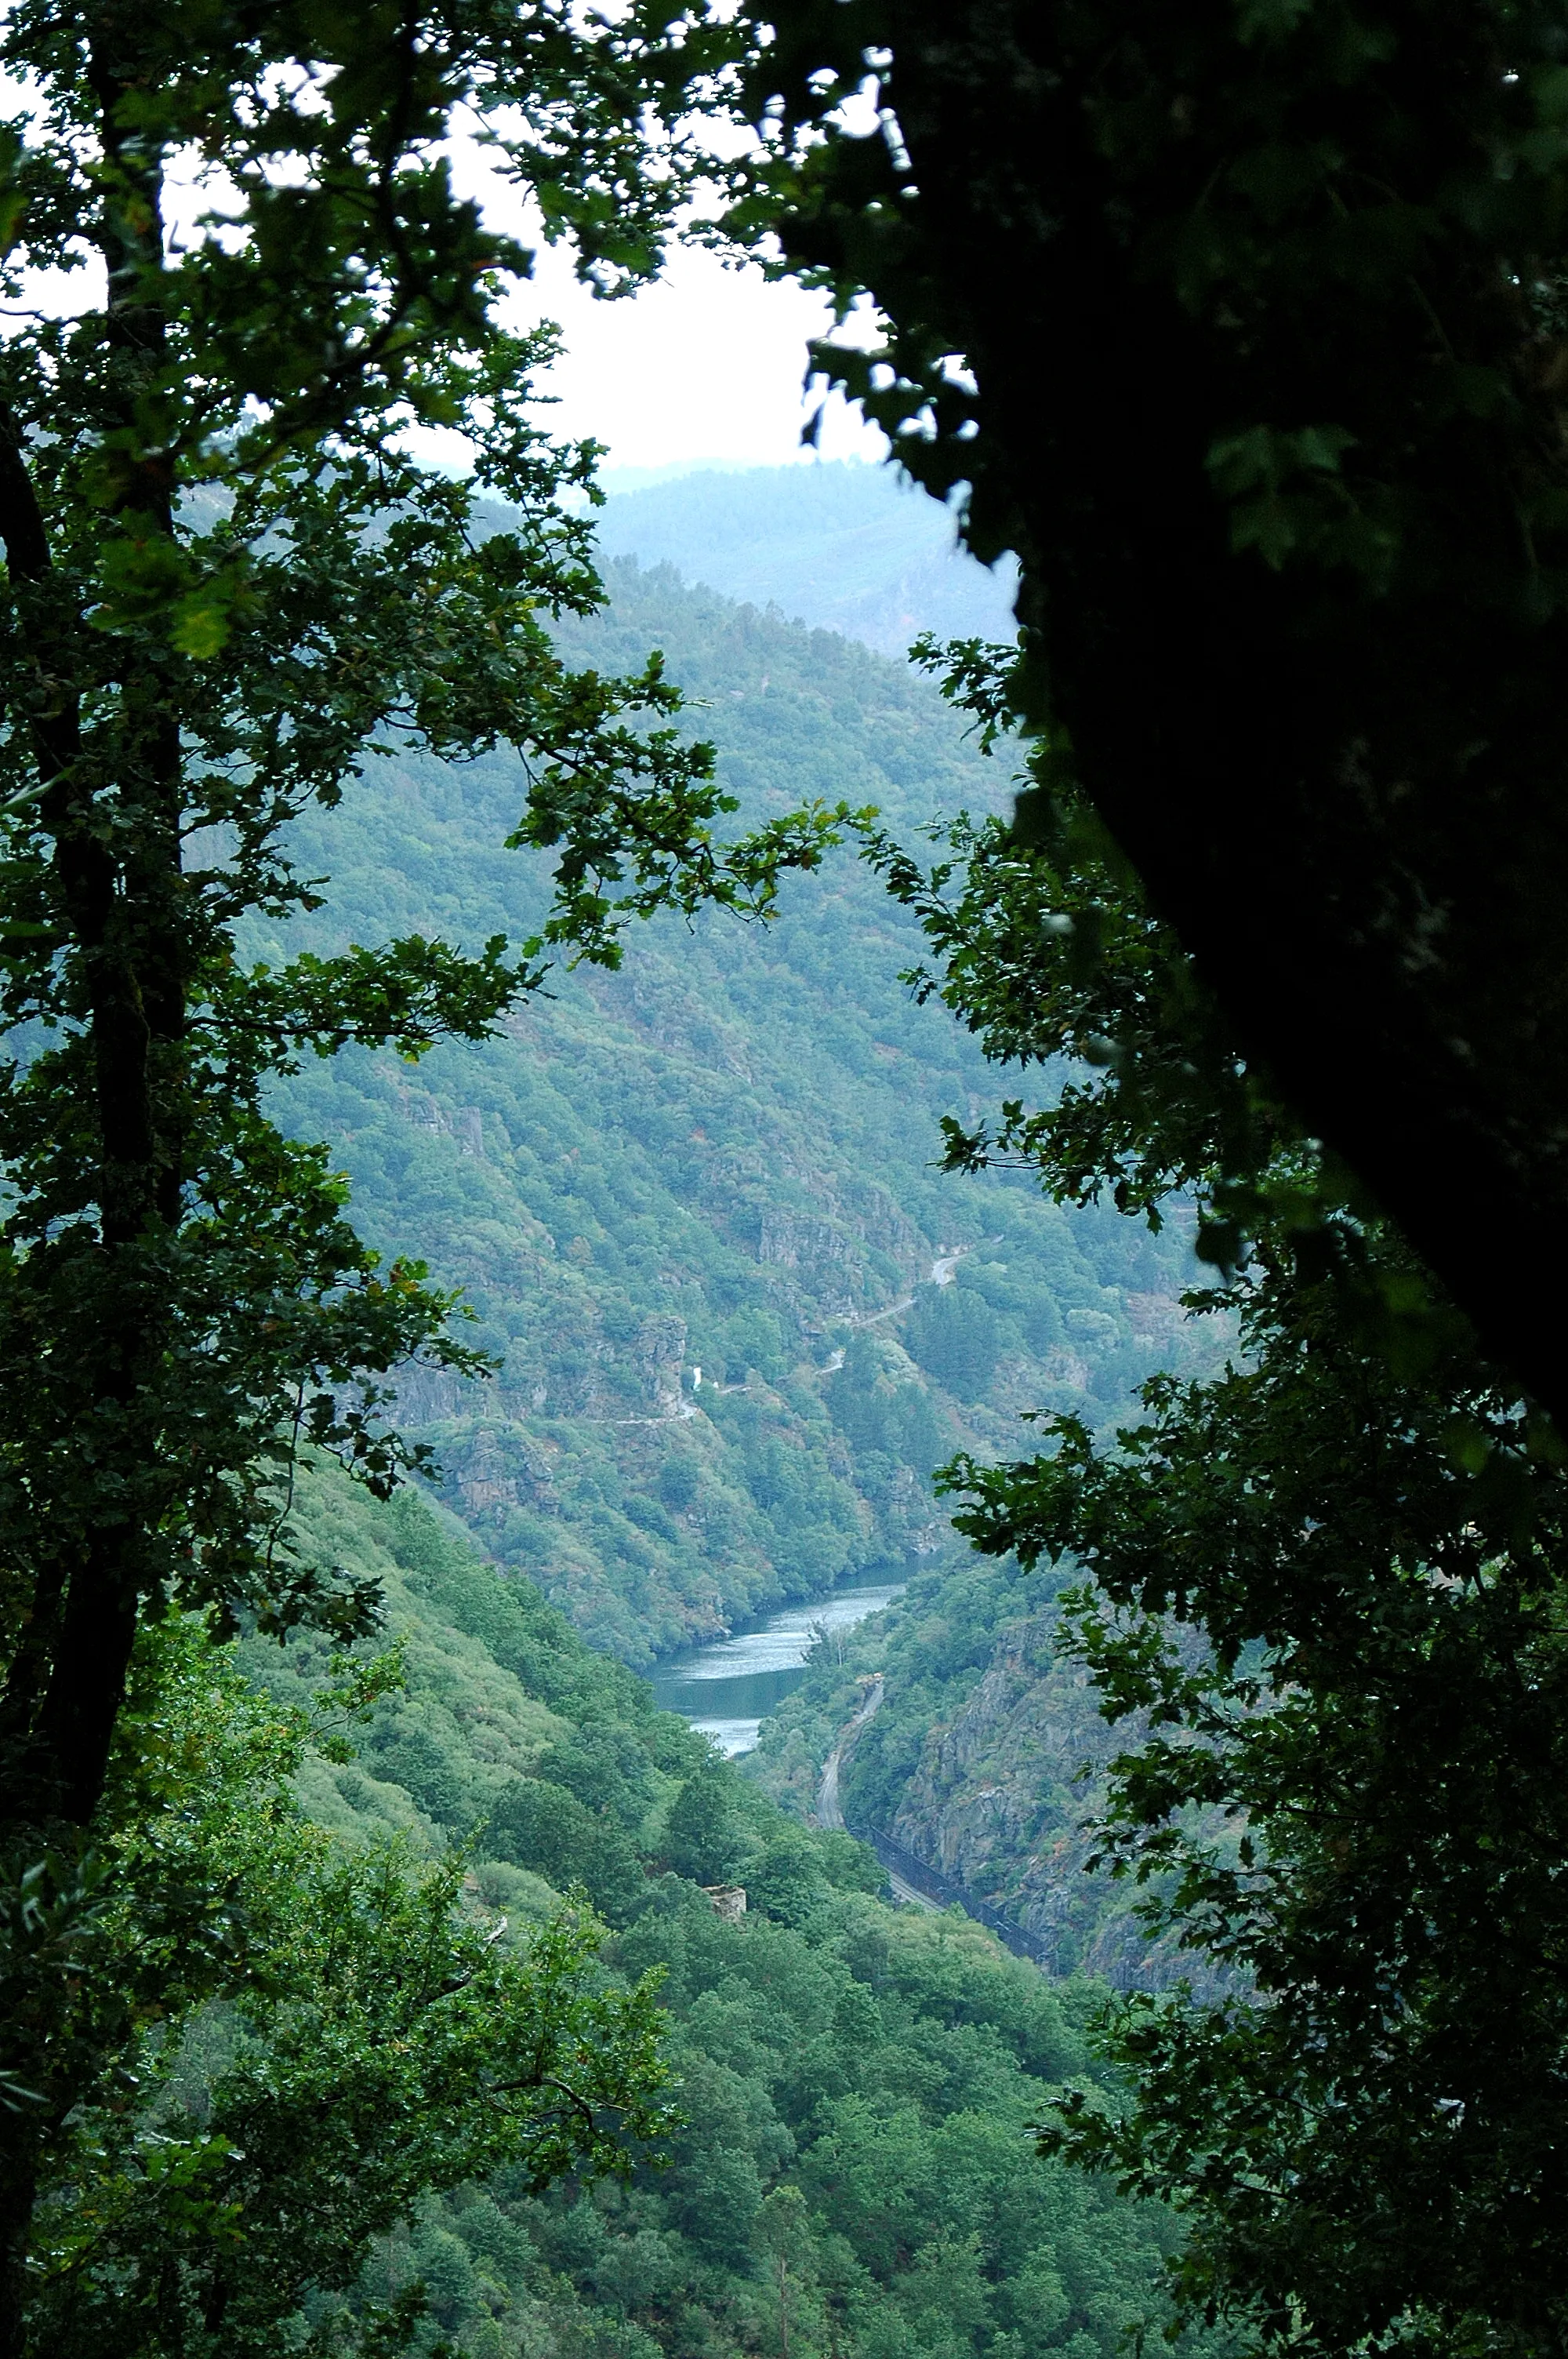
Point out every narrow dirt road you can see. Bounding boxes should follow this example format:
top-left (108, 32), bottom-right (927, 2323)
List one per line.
top-left (815, 1675), bottom-right (884, 1832)
top-left (816, 1677), bottom-right (940, 1911)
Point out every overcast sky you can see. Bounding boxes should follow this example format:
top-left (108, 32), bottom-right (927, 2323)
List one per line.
top-left (485, 237), bottom-right (890, 481)
top-left (435, 105), bottom-right (893, 481)
top-left (13, 89), bottom-right (889, 484)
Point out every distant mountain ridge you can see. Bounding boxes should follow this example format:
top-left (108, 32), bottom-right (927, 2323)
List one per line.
top-left (590, 460), bottom-right (1019, 657)
top-left (265, 547), bottom-right (1200, 1665)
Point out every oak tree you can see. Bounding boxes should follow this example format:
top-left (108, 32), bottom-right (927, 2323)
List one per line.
top-left (743, 0), bottom-right (1568, 1429)
top-left (870, 642), bottom-right (1568, 2359)
top-left (0, 0), bottom-right (840, 2326)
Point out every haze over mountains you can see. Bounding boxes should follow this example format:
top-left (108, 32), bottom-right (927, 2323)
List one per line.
top-left (228, 460), bottom-right (1224, 2355)
top-left (591, 460), bottom-right (1021, 657)
top-left (267, 469), bottom-right (1203, 1665)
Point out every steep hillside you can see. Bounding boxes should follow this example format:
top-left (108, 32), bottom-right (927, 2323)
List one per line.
top-left (264, 557), bottom-right (1209, 1663)
top-left (234, 1465), bottom-right (1221, 2359)
top-left (590, 461), bottom-right (1020, 656)
top-left (747, 1555), bottom-right (1178, 1989)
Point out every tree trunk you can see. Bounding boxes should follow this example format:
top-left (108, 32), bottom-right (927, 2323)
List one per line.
top-left (800, 2), bottom-right (1568, 1426)
top-left (0, 40), bottom-right (187, 2335)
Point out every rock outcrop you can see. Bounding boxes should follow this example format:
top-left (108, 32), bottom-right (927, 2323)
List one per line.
top-left (877, 1610), bottom-right (1226, 1993)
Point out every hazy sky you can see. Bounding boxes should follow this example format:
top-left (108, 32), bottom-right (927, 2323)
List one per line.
top-left (492, 238), bottom-right (890, 479)
top-left (438, 110), bottom-right (892, 479)
top-left (13, 90), bottom-right (888, 482)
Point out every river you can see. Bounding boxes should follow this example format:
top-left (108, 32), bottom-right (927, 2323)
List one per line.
top-left (645, 1579), bottom-right (906, 1756)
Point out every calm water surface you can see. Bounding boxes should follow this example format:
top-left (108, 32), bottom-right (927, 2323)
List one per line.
top-left (647, 1581), bottom-right (906, 1756)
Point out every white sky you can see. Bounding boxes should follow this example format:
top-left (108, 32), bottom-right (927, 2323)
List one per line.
top-left (501, 240), bottom-right (889, 477)
top-left (5, 72), bottom-right (887, 482)
top-left (435, 103), bottom-right (893, 478)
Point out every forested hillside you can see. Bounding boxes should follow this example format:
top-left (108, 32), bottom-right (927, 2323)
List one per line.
top-left (749, 1558), bottom-right (1188, 1990)
top-left (592, 462), bottom-right (1020, 656)
top-left (7, 5), bottom-right (1561, 2350)
top-left (231, 1464), bottom-right (1214, 2359)
top-left (266, 555), bottom-right (1209, 1664)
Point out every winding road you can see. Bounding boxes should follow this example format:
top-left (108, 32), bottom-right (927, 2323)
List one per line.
top-left (815, 1675), bottom-right (883, 1831)
top-left (815, 1676), bottom-right (939, 1912)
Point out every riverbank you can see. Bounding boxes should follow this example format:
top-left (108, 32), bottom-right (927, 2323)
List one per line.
top-left (642, 1579), bottom-right (906, 1754)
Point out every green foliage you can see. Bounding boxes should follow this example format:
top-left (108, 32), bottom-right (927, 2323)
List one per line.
top-left (968, 1303), bottom-right (1568, 2359)
top-left (0, 10), bottom-right (857, 2332)
top-left (826, 1333), bottom-right (953, 1470)
top-left (34, 1463), bottom-right (1203, 2359)
top-left (0, 13), bottom-right (850, 1832)
top-left (662, 1767), bottom-right (750, 1887)
top-left (488, 1778), bottom-right (648, 1925)
top-left (750, 1546), bottom-right (1196, 1990)
top-left (266, 550), bottom-right (1208, 1662)
top-left (905, 1281), bottom-right (1004, 1403)
top-left (855, 642), bottom-right (1568, 2357)
top-left (238, 1471), bottom-right (1216, 2359)
top-left (728, 0), bottom-right (1568, 1435)
top-left (16, 1604), bottom-right (674, 2357)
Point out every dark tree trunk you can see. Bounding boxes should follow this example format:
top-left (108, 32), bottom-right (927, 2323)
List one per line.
top-left (781, 2), bottom-right (1568, 1425)
top-left (0, 40), bottom-right (189, 2336)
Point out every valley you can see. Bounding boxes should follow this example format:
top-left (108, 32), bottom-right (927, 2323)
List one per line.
top-left (223, 465), bottom-right (1227, 2350)
top-left (8, 17), bottom-right (1550, 2348)
top-left (233, 1455), bottom-right (1218, 2359)
top-left (645, 1581), bottom-right (905, 1757)
top-left (256, 453), bottom-right (1229, 1991)
top-left (267, 481), bottom-right (1213, 1674)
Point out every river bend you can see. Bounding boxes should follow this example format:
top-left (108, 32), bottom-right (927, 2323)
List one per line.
top-left (645, 1580), bottom-right (905, 1755)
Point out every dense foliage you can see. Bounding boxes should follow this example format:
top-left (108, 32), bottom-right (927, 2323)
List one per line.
top-left (739, 0), bottom-right (1568, 1432)
top-left (844, 643), bottom-right (1568, 2358)
top-left (271, 548), bottom-right (1207, 1661)
top-left (20, 1598), bottom-right (675, 2357)
top-left (0, 8), bottom-right (848, 2335)
top-left (751, 1554), bottom-right (1182, 1991)
top-left (222, 1470), bottom-right (1218, 2359)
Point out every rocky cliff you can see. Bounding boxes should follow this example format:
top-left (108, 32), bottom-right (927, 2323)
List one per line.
top-left (882, 1608), bottom-right (1171, 1986)
top-left (755, 1554), bottom-right (1231, 1994)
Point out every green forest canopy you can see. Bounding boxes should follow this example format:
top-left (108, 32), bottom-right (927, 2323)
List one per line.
top-left (235, 1467), bottom-right (1216, 2359)
top-left (270, 551), bottom-right (1214, 1663)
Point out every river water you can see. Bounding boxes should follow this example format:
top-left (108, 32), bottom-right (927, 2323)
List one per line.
top-left (646, 1580), bottom-right (906, 1756)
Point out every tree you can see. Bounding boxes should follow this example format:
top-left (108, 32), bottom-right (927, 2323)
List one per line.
top-left (664, 1763), bottom-right (749, 1885)
top-left (0, 0), bottom-right (845, 2330)
top-left (739, 0), bottom-right (1568, 1430)
top-left (14, 1618), bottom-right (673, 2356)
top-left (757, 2183), bottom-right (815, 2359)
top-left (865, 642), bottom-right (1568, 2358)
top-left (488, 1775), bottom-right (648, 1924)
top-left (905, 1280), bottom-right (1003, 1404)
